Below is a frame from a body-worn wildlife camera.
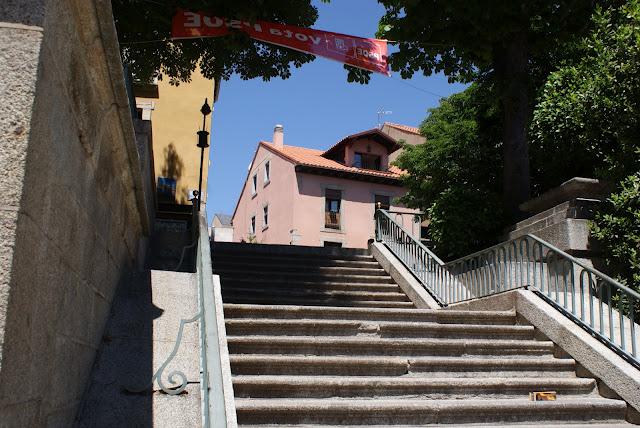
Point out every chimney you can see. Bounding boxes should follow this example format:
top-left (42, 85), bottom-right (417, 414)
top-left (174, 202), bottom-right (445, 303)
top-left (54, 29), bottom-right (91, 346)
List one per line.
top-left (273, 124), bottom-right (284, 148)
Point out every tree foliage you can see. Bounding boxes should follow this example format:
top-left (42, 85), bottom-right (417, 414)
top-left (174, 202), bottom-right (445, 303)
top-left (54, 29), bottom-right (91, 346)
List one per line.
top-left (377, 1), bottom-right (593, 82)
top-left (530, 1), bottom-right (640, 288)
top-left (377, 1), bottom-right (595, 217)
top-left (591, 174), bottom-right (640, 290)
top-left (530, 1), bottom-right (640, 191)
top-left (394, 84), bottom-right (504, 259)
top-left (112, 0), bottom-right (321, 84)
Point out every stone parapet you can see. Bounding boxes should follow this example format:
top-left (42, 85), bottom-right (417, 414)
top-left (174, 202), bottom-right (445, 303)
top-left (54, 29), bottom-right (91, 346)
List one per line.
top-left (505, 178), bottom-right (608, 261)
top-left (0, 1), bottom-right (151, 426)
top-left (519, 177), bottom-right (610, 215)
top-left (505, 198), bottom-right (601, 256)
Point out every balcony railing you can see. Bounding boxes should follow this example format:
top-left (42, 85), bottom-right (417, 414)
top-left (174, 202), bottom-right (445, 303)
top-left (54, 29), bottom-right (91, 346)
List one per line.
top-left (375, 208), bottom-right (639, 368)
top-left (325, 211), bottom-right (340, 229)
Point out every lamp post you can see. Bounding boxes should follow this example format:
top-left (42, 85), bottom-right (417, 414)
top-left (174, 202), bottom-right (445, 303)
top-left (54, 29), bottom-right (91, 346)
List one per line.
top-left (196, 98), bottom-right (212, 210)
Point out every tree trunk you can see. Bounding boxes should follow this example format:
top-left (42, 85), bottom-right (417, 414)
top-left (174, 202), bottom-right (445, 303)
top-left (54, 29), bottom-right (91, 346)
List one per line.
top-left (497, 33), bottom-right (531, 220)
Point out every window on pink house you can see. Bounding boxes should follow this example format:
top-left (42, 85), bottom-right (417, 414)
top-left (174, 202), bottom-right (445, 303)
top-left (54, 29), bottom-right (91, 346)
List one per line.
top-left (264, 161), bottom-right (270, 184)
top-left (374, 194), bottom-right (390, 210)
top-left (251, 174), bottom-right (257, 196)
top-left (325, 189), bottom-right (341, 229)
top-left (353, 152), bottom-right (381, 170)
top-left (263, 205), bottom-right (269, 228)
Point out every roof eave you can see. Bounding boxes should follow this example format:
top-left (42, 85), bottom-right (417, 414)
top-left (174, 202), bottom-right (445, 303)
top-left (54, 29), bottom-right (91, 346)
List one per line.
top-left (295, 164), bottom-right (403, 186)
top-left (322, 128), bottom-right (401, 158)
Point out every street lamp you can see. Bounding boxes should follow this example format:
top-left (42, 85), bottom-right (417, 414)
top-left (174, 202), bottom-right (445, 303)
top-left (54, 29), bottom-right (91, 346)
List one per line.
top-left (196, 98), bottom-right (212, 210)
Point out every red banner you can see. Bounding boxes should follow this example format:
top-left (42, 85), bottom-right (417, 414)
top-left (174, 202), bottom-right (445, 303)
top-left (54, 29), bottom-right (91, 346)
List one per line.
top-left (171, 10), bottom-right (390, 76)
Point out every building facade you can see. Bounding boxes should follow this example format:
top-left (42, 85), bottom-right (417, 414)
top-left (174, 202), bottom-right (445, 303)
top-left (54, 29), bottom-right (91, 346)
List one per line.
top-left (135, 69), bottom-right (216, 210)
top-left (381, 122), bottom-right (426, 163)
top-left (211, 213), bottom-right (234, 242)
top-left (232, 125), bottom-right (420, 248)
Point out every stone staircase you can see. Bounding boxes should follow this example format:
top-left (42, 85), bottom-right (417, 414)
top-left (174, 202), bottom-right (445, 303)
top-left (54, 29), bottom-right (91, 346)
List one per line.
top-left (212, 242), bottom-right (632, 426)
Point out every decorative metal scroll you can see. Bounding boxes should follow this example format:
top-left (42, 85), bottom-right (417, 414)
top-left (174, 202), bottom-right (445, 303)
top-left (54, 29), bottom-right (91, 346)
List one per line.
top-left (124, 310), bottom-right (201, 395)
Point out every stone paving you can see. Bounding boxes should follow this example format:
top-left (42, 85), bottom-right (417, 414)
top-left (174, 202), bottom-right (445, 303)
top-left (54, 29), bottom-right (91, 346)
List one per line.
top-left (77, 270), bottom-right (201, 427)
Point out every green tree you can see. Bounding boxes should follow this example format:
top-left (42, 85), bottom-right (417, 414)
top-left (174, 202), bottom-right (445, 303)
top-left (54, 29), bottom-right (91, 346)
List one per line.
top-left (377, 1), bottom-right (594, 218)
top-left (530, 1), bottom-right (640, 289)
top-left (591, 174), bottom-right (640, 290)
top-left (394, 84), bottom-right (504, 259)
top-left (112, 0), bottom-right (321, 84)
top-left (530, 1), bottom-right (640, 189)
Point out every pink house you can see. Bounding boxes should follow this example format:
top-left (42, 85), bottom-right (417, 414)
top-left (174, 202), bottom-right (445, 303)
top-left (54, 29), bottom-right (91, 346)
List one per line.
top-left (231, 125), bottom-right (421, 248)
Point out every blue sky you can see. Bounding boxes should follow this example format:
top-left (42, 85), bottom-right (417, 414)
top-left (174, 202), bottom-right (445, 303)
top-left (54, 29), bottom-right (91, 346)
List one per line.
top-left (205, 0), bottom-right (466, 219)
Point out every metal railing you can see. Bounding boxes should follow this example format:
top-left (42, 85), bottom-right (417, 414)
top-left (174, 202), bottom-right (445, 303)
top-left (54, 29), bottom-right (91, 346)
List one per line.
top-left (375, 209), bottom-right (456, 306)
top-left (385, 209), bottom-right (424, 242)
top-left (196, 211), bottom-right (236, 427)
top-left (375, 209), bottom-right (639, 367)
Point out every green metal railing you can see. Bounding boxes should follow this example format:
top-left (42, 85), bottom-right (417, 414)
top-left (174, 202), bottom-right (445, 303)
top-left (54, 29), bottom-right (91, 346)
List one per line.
top-left (196, 211), bottom-right (235, 427)
top-left (375, 208), bottom-right (639, 368)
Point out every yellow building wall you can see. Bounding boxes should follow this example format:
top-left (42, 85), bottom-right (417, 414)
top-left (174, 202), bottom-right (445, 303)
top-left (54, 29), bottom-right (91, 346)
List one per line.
top-left (138, 69), bottom-right (214, 207)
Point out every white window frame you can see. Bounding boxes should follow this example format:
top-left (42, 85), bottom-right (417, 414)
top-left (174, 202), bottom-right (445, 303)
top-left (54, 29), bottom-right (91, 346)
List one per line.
top-left (263, 161), bottom-right (271, 186)
top-left (251, 174), bottom-right (257, 197)
top-left (322, 185), bottom-right (346, 233)
top-left (249, 215), bottom-right (256, 235)
top-left (262, 204), bottom-right (269, 230)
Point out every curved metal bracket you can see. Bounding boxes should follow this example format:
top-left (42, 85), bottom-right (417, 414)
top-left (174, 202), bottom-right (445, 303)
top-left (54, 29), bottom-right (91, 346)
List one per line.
top-left (125, 311), bottom-right (202, 395)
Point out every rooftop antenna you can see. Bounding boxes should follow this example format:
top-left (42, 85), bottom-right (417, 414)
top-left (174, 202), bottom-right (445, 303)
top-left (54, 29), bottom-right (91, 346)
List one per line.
top-left (377, 108), bottom-right (392, 129)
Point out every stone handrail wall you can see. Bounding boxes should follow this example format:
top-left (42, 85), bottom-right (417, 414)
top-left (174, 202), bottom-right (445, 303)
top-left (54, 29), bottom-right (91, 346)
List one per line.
top-left (0, 0), bottom-right (151, 425)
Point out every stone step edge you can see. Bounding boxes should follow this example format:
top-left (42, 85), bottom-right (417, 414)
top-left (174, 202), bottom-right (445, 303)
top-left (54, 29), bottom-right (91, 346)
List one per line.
top-left (227, 336), bottom-right (555, 350)
top-left (234, 398), bottom-right (628, 425)
top-left (223, 303), bottom-right (516, 317)
top-left (234, 397), bottom-right (627, 415)
top-left (223, 299), bottom-right (416, 309)
top-left (214, 257), bottom-right (380, 266)
top-left (222, 289), bottom-right (410, 300)
top-left (220, 280), bottom-right (400, 289)
top-left (231, 375), bottom-right (596, 392)
top-left (216, 270), bottom-right (394, 280)
top-left (216, 269), bottom-right (390, 278)
top-left (229, 355), bottom-right (576, 369)
top-left (215, 263), bottom-right (385, 272)
top-left (238, 424), bottom-right (632, 428)
top-left (225, 319), bottom-right (534, 335)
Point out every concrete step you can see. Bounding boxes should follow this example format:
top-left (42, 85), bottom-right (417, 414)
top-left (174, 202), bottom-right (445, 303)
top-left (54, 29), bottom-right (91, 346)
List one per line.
top-left (216, 270), bottom-right (396, 284)
top-left (219, 279), bottom-right (401, 293)
top-left (240, 424), bottom-right (634, 428)
top-left (234, 398), bottom-right (628, 425)
top-left (211, 242), bottom-right (373, 260)
top-left (232, 375), bottom-right (596, 399)
top-left (222, 295), bottom-right (415, 309)
top-left (229, 355), bottom-right (578, 377)
top-left (215, 265), bottom-right (390, 277)
top-left (223, 304), bottom-right (517, 324)
top-left (225, 319), bottom-right (534, 339)
top-left (222, 289), bottom-right (411, 303)
top-left (226, 336), bottom-right (555, 357)
top-left (213, 255), bottom-right (381, 269)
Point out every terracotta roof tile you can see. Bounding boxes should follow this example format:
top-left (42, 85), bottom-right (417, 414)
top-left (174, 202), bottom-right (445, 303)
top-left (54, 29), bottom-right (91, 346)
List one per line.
top-left (261, 142), bottom-right (403, 180)
top-left (384, 122), bottom-right (421, 135)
